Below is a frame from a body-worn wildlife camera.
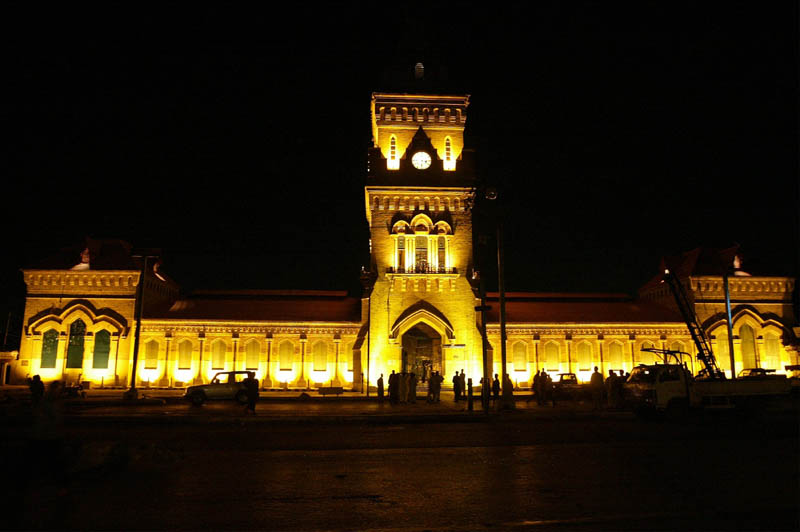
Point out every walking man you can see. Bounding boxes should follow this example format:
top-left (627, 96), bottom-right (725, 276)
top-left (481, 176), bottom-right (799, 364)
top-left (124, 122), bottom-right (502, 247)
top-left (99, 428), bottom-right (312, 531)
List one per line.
top-left (590, 366), bottom-right (604, 411)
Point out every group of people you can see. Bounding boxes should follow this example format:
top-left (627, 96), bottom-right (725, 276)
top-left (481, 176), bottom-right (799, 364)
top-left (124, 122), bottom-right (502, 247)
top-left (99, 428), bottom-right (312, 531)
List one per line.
top-left (377, 370), bottom-right (425, 404)
top-left (532, 369), bottom-right (557, 406)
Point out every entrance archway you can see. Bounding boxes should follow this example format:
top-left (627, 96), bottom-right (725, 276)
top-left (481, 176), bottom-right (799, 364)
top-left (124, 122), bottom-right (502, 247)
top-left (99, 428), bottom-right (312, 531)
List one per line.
top-left (401, 322), bottom-right (442, 384)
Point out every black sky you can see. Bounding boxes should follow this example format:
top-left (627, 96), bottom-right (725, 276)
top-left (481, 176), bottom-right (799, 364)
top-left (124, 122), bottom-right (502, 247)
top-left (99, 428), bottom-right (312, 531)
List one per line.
top-left (3, 3), bottom-right (798, 320)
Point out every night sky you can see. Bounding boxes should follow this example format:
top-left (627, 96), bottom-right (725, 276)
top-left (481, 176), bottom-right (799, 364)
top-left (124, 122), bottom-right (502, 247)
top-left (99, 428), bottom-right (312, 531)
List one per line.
top-left (3, 3), bottom-right (798, 341)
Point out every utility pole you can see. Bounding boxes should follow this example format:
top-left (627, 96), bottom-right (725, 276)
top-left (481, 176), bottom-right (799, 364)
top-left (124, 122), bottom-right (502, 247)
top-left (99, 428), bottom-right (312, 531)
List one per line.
top-left (486, 187), bottom-right (514, 410)
top-left (723, 272), bottom-right (736, 379)
top-left (475, 270), bottom-right (491, 413)
top-left (124, 253), bottom-right (159, 400)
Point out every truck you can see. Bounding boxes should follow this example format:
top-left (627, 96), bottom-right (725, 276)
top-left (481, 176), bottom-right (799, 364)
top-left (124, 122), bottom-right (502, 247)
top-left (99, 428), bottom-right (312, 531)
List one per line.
top-left (625, 361), bottom-right (790, 417)
top-left (624, 268), bottom-right (791, 416)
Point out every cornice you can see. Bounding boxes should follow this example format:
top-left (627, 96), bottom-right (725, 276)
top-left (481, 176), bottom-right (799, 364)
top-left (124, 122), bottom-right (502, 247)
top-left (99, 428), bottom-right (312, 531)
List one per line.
top-left (23, 269), bottom-right (140, 296)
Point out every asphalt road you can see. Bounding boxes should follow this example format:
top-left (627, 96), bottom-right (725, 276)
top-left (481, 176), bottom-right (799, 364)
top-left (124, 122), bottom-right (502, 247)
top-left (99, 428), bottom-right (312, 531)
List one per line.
top-left (3, 404), bottom-right (798, 531)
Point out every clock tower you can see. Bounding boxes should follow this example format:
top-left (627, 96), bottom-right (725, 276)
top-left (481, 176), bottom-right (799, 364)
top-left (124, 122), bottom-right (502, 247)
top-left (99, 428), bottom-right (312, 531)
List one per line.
top-left (364, 91), bottom-right (480, 389)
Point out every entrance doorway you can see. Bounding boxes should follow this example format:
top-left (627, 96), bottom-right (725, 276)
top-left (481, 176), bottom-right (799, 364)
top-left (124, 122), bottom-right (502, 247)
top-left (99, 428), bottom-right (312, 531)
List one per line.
top-left (401, 323), bottom-right (442, 384)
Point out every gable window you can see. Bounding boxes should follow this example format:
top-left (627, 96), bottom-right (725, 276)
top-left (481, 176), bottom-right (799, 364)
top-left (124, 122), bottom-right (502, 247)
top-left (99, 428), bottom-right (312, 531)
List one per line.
top-left (279, 341), bottom-right (293, 371)
top-left (513, 342), bottom-right (527, 371)
top-left (544, 342), bottom-right (560, 371)
top-left (66, 320), bottom-right (86, 369)
top-left (178, 340), bottom-right (192, 370)
top-left (145, 340), bottom-right (159, 369)
top-left (313, 341), bottom-right (327, 371)
top-left (92, 330), bottom-right (111, 369)
top-left (41, 329), bottom-right (59, 369)
top-left (246, 340), bottom-right (260, 370)
top-left (211, 340), bottom-right (226, 370)
top-left (576, 342), bottom-right (592, 371)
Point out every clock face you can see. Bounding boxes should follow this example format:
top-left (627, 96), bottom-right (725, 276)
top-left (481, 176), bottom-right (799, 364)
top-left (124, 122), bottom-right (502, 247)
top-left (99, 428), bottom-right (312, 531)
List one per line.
top-left (411, 151), bottom-right (432, 170)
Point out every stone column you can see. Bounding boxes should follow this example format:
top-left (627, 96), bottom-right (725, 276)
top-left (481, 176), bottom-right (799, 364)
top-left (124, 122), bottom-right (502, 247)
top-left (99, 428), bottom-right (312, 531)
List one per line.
top-left (163, 336), bottom-right (172, 387)
top-left (297, 336), bottom-right (307, 389)
top-left (628, 335), bottom-right (636, 372)
top-left (566, 337), bottom-right (573, 374)
top-left (332, 337), bottom-right (342, 387)
top-left (533, 336), bottom-right (540, 372)
top-left (197, 334), bottom-right (205, 384)
top-left (232, 334), bottom-right (239, 372)
top-left (263, 336), bottom-right (273, 388)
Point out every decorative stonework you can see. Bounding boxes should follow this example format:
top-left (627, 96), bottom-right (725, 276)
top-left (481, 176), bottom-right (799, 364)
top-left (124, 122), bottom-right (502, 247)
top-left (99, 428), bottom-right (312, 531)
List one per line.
top-left (24, 270), bottom-right (140, 296)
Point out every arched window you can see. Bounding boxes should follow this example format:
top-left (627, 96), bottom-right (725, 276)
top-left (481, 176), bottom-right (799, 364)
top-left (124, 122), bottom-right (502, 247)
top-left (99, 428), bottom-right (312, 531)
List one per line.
top-left (638, 341), bottom-right (655, 366)
top-left (513, 342), bottom-right (527, 371)
top-left (443, 137), bottom-right (455, 170)
top-left (344, 343), bottom-right (354, 372)
top-left (544, 342), bottom-right (560, 371)
top-left (715, 332), bottom-right (730, 374)
top-left (93, 330), bottom-right (111, 369)
top-left (145, 340), bottom-right (159, 369)
top-left (178, 340), bottom-right (192, 369)
top-left (607, 342), bottom-right (623, 370)
top-left (279, 341), bottom-right (293, 371)
top-left (211, 340), bottom-right (226, 370)
top-left (577, 342), bottom-right (592, 371)
top-left (313, 341), bottom-right (327, 371)
top-left (41, 329), bottom-right (59, 369)
top-left (387, 135), bottom-right (399, 169)
top-left (739, 324), bottom-right (757, 369)
top-left (763, 333), bottom-right (781, 370)
top-left (437, 237), bottom-right (446, 271)
top-left (66, 319), bottom-right (86, 369)
top-left (245, 340), bottom-right (260, 370)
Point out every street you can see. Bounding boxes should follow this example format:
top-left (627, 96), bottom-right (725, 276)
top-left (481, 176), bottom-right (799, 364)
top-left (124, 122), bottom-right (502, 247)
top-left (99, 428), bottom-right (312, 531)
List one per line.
top-left (2, 398), bottom-right (798, 531)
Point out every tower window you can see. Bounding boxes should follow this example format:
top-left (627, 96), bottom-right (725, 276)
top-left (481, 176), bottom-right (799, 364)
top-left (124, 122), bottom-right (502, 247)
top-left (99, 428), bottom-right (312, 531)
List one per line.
top-left (397, 237), bottom-right (405, 272)
top-left (415, 236), bottom-right (428, 272)
top-left (444, 137), bottom-right (455, 171)
top-left (387, 135), bottom-right (399, 170)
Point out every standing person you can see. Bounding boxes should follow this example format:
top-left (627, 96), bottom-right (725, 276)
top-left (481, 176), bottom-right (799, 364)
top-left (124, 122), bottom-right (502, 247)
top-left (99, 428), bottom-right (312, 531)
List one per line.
top-left (399, 371), bottom-right (409, 404)
top-left (605, 370), bottom-right (617, 409)
top-left (459, 370), bottom-right (466, 402)
top-left (590, 366), bottom-right (604, 411)
top-left (547, 372), bottom-right (556, 407)
top-left (243, 371), bottom-right (259, 414)
top-left (388, 370), bottom-right (398, 405)
top-left (29, 375), bottom-right (45, 408)
top-left (433, 371), bottom-right (442, 402)
top-left (532, 370), bottom-right (541, 404)
top-left (452, 371), bottom-right (461, 402)
top-left (409, 372), bottom-right (417, 403)
top-left (492, 373), bottom-right (500, 403)
top-left (377, 373), bottom-right (385, 404)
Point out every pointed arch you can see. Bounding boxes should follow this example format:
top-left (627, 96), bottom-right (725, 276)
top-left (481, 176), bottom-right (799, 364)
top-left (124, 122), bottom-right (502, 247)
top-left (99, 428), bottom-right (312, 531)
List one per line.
top-left (245, 338), bottom-right (261, 370)
top-left (390, 301), bottom-right (455, 340)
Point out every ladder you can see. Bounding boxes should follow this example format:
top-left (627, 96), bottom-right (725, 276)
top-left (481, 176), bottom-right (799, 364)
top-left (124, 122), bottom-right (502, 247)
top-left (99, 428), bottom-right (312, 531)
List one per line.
top-left (663, 270), bottom-right (725, 380)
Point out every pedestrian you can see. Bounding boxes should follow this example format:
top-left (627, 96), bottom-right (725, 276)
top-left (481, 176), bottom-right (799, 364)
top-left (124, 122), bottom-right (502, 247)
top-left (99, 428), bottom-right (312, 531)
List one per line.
top-left (532, 371), bottom-right (541, 404)
top-left (409, 372), bottom-right (417, 403)
top-left (459, 370), bottom-right (466, 401)
top-left (605, 370), bottom-right (617, 409)
top-left (377, 373), bottom-right (385, 404)
top-left (29, 375), bottom-right (45, 408)
top-left (399, 371), bottom-right (409, 404)
top-left (492, 373), bottom-right (500, 402)
top-left (546, 372), bottom-right (556, 407)
top-left (243, 371), bottom-right (259, 414)
top-left (590, 366), bottom-right (604, 410)
top-left (433, 371), bottom-right (442, 402)
top-left (388, 370), bottom-right (398, 405)
top-left (453, 371), bottom-right (461, 402)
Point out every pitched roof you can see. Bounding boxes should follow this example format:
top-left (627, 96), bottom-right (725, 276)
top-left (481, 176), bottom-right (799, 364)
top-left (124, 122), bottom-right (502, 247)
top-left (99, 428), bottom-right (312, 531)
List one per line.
top-left (485, 293), bottom-right (683, 324)
top-left (145, 290), bottom-right (362, 323)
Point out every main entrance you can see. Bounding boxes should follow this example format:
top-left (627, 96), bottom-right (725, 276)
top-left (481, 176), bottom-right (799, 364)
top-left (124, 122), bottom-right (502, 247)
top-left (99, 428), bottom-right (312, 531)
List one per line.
top-left (401, 323), bottom-right (442, 384)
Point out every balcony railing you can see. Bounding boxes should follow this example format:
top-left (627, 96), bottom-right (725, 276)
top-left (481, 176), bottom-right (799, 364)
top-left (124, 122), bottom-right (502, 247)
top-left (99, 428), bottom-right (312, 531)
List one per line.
top-left (386, 265), bottom-right (457, 275)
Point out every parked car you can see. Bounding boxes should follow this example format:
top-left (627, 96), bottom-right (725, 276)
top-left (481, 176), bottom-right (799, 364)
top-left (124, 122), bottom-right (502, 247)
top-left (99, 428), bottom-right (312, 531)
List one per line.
top-left (553, 373), bottom-right (582, 399)
top-left (738, 368), bottom-right (780, 379)
top-left (184, 371), bottom-right (257, 406)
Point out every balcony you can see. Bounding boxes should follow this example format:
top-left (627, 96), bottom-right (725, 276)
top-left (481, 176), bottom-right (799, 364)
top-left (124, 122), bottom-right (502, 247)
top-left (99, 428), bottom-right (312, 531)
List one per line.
top-left (386, 264), bottom-right (458, 275)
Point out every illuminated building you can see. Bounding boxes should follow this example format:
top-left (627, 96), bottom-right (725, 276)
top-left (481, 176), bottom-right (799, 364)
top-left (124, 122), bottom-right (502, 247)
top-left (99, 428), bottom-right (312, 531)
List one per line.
top-left (9, 92), bottom-right (798, 389)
